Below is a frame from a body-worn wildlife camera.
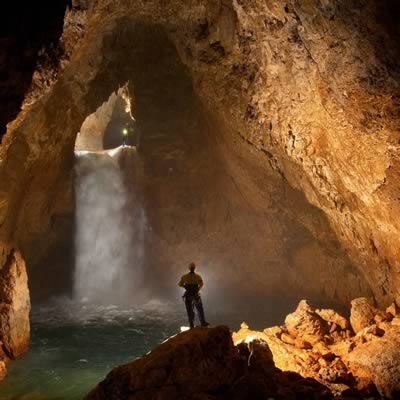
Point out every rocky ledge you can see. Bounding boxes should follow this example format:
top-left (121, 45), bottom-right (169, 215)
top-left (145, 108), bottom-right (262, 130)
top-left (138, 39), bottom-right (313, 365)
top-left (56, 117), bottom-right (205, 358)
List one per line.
top-left (87, 298), bottom-right (400, 400)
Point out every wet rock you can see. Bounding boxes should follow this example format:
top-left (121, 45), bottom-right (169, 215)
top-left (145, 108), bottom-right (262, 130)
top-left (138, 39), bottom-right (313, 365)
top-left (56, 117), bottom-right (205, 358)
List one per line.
top-left (350, 298), bottom-right (377, 333)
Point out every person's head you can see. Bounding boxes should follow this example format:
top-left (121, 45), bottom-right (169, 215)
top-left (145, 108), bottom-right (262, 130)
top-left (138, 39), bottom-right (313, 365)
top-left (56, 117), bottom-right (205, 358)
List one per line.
top-left (189, 262), bottom-right (196, 272)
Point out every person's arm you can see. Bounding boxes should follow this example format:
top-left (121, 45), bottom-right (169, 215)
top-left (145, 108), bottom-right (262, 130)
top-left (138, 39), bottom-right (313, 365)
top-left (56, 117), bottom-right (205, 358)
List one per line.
top-left (178, 276), bottom-right (185, 288)
top-left (198, 275), bottom-right (204, 290)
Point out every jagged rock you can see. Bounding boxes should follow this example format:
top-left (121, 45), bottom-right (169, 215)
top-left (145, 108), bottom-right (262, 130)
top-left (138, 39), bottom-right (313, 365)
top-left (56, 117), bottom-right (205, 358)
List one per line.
top-left (303, 334), bottom-right (325, 345)
top-left (330, 340), bottom-right (355, 358)
top-left (316, 309), bottom-right (350, 332)
top-left (354, 324), bottom-right (385, 345)
top-left (386, 303), bottom-right (400, 318)
top-left (344, 329), bottom-right (400, 398)
top-left (281, 332), bottom-right (295, 345)
top-left (86, 326), bottom-right (333, 400)
top-left (350, 298), bottom-right (378, 333)
top-left (240, 322), bottom-right (248, 330)
top-left (234, 300), bottom-right (400, 398)
top-left (294, 337), bottom-right (313, 350)
top-left (285, 300), bottom-right (329, 338)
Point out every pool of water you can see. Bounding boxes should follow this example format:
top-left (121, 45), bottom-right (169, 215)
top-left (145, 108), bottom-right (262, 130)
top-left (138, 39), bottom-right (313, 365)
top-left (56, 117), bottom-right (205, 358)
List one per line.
top-left (0, 296), bottom-right (295, 400)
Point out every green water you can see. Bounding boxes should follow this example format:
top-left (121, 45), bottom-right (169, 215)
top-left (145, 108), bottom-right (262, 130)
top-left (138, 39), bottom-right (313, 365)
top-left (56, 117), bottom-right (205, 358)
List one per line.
top-left (0, 297), bottom-right (289, 400)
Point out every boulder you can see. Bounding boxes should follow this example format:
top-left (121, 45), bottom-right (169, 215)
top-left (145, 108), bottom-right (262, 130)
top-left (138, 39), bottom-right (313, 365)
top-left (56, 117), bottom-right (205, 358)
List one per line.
top-left (285, 300), bottom-right (329, 338)
top-left (349, 298), bottom-right (377, 333)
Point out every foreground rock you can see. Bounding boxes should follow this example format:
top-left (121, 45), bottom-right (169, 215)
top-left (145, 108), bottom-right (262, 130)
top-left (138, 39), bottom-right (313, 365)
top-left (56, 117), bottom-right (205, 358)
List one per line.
top-left (234, 298), bottom-right (400, 398)
top-left (0, 248), bottom-right (30, 379)
top-left (86, 326), bottom-right (332, 400)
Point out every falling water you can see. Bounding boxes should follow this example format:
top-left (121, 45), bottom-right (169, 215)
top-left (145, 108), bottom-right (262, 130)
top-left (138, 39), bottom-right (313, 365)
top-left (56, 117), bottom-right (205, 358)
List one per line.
top-left (73, 147), bottom-right (146, 305)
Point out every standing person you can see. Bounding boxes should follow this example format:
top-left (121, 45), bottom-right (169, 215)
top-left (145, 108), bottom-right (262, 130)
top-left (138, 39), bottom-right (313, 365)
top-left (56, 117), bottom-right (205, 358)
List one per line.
top-left (179, 262), bottom-right (209, 329)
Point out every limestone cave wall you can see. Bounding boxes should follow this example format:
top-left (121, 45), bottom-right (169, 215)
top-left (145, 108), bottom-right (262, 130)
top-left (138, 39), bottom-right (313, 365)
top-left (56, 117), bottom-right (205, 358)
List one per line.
top-left (0, 0), bottom-right (399, 360)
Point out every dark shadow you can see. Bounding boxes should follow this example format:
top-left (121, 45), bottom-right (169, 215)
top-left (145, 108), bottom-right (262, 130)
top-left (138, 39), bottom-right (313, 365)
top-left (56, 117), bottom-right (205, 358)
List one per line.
top-left (376, 0), bottom-right (400, 61)
top-left (0, 1), bottom-right (69, 139)
top-left (28, 217), bottom-right (75, 304)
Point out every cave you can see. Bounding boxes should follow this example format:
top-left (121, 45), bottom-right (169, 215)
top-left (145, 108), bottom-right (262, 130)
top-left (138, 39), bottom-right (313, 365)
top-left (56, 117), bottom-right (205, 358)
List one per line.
top-left (0, 0), bottom-right (400, 398)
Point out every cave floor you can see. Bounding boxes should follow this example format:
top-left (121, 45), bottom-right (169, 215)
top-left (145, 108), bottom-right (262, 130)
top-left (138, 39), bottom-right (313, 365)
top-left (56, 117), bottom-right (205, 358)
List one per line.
top-left (0, 297), bottom-right (297, 400)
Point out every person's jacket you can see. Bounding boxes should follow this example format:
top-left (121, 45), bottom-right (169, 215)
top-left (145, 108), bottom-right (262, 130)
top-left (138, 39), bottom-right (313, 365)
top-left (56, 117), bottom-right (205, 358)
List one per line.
top-left (179, 272), bottom-right (203, 296)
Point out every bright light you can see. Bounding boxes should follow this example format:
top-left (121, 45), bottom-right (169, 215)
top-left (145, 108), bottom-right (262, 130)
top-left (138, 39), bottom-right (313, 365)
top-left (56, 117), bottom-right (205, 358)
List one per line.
top-left (245, 335), bottom-right (256, 343)
top-left (180, 326), bottom-right (190, 332)
top-left (122, 128), bottom-right (128, 135)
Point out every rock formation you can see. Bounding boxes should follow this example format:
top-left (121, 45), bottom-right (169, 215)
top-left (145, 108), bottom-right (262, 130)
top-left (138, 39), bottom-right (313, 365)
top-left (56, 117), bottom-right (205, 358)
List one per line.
top-left (233, 298), bottom-right (400, 398)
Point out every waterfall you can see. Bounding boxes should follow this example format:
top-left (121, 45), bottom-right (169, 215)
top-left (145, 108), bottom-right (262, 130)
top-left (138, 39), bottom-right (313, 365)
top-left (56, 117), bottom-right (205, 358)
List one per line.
top-left (73, 147), bottom-right (146, 305)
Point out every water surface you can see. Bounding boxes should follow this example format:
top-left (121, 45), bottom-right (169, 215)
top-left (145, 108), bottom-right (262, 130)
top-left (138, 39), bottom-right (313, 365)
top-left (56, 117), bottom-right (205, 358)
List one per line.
top-left (0, 297), bottom-right (288, 400)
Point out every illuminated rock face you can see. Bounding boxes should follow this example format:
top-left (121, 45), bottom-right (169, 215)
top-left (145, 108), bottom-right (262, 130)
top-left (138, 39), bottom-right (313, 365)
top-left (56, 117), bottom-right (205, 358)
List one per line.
top-left (233, 298), bottom-right (400, 397)
top-left (0, 0), bottom-right (399, 376)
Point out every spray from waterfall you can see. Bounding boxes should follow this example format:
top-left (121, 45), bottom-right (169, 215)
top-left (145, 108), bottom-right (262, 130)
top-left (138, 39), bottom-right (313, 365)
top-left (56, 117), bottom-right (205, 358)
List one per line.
top-left (73, 147), bottom-right (146, 305)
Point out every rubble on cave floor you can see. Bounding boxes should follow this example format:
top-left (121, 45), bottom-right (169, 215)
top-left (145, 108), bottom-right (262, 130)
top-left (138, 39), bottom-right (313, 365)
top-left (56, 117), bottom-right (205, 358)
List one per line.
top-left (233, 298), bottom-right (400, 398)
top-left (86, 298), bottom-right (400, 400)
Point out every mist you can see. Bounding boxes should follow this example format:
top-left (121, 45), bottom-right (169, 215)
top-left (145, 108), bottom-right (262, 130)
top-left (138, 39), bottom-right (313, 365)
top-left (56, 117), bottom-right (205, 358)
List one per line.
top-left (74, 148), bottom-right (146, 305)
